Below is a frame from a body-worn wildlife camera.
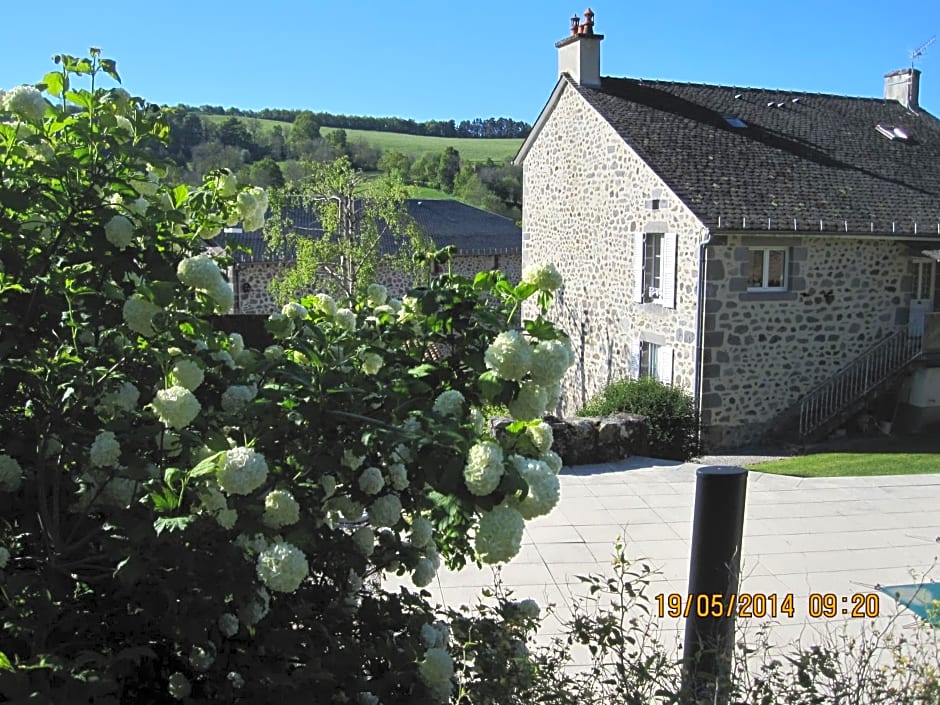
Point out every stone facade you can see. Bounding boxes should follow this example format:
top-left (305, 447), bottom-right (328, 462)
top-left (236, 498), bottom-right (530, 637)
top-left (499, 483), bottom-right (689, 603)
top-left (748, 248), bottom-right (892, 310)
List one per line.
top-left (521, 85), bottom-right (707, 415)
top-left (700, 235), bottom-right (914, 447)
top-left (231, 253), bottom-right (521, 314)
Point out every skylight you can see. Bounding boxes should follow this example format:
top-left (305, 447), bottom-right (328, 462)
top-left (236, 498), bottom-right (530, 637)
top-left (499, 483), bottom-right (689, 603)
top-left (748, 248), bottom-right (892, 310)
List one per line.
top-left (876, 123), bottom-right (910, 141)
top-left (724, 116), bottom-right (747, 128)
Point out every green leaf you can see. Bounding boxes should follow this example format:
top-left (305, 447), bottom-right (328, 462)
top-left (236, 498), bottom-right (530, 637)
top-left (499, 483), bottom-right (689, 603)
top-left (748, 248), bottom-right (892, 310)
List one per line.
top-left (172, 184), bottom-right (189, 208)
top-left (407, 363), bottom-right (436, 378)
top-left (154, 516), bottom-right (194, 536)
top-left (64, 90), bottom-right (93, 109)
top-left (0, 652), bottom-right (13, 672)
top-left (188, 451), bottom-right (224, 479)
top-left (42, 72), bottom-right (65, 96)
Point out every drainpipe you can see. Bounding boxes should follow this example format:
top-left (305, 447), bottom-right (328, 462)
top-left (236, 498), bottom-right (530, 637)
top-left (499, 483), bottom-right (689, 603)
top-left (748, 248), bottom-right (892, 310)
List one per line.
top-left (692, 227), bottom-right (713, 449)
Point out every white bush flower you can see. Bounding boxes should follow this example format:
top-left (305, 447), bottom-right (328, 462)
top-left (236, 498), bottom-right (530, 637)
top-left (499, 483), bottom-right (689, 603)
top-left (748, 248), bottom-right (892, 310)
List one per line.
top-left (238, 587), bottom-right (271, 626)
top-left (281, 302), bottom-right (308, 320)
top-left (334, 307), bottom-right (357, 332)
top-left (206, 279), bottom-right (234, 313)
top-left (216, 172), bottom-right (238, 197)
top-left (530, 339), bottom-right (574, 385)
top-left (311, 292), bottom-right (337, 316)
top-left (366, 282), bottom-right (387, 307)
top-left (228, 332), bottom-right (245, 357)
top-left (98, 381), bottom-right (140, 414)
top-left (516, 598), bottom-right (541, 619)
top-left (221, 384), bottom-right (257, 413)
top-left (151, 386), bottom-right (201, 429)
top-left (388, 462), bottom-right (408, 491)
top-left (264, 344), bottom-right (284, 360)
top-left (526, 421), bottom-right (553, 454)
top-left (484, 330), bottom-right (531, 381)
top-left (421, 622), bottom-right (451, 649)
top-left (218, 447), bottom-right (268, 495)
top-left (331, 496), bottom-right (364, 521)
top-left (263, 489), bottom-right (300, 528)
top-left (342, 450), bottom-right (365, 471)
top-left (122, 294), bottom-right (162, 337)
top-left (508, 383), bottom-right (548, 421)
top-left (167, 672), bottom-right (191, 700)
top-left (227, 672), bottom-right (245, 689)
top-left (418, 647), bottom-right (455, 702)
top-left (463, 441), bottom-right (504, 496)
top-left (412, 557), bottom-right (437, 587)
top-left (218, 612), bottom-right (239, 638)
top-left (256, 540), bottom-right (309, 593)
top-left (266, 312), bottom-right (294, 339)
top-left (216, 508), bottom-right (238, 529)
top-left (541, 449), bottom-right (563, 475)
top-left (199, 486), bottom-right (227, 513)
top-left (358, 466), bottom-right (385, 495)
top-left (522, 262), bottom-right (563, 292)
top-left (196, 222), bottom-right (221, 240)
top-left (475, 504), bottom-right (525, 564)
top-left (359, 351), bottom-right (383, 375)
top-left (235, 532), bottom-right (269, 555)
top-left (410, 516), bottom-right (433, 548)
top-left (177, 253), bottom-right (223, 290)
top-left (189, 645), bottom-right (214, 672)
top-left (104, 214), bottom-right (134, 250)
top-left (170, 359), bottom-right (204, 391)
top-left (90, 430), bottom-right (121, 468)
top-left (3, 85), bottom-right (47, 123)
top-left (351, 525), bottom-right (375, 557)
top-left (212, 349), bottom-right (237, 369)
top-left (0, 546), bottom-right (9, 569)
top-left (369, 494), bottom-right (402, 527)
top-left (432, 390), bottom-right (464, 418)
top-left (358, 692), bottom-right (379, 705)
top-left (510, 456), bottom-right (560, 520)
top-left (320, 474), bottom-right (337, 497)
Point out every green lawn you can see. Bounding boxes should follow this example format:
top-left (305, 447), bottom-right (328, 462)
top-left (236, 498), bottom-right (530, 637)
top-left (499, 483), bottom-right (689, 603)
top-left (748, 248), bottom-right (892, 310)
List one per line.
top-left (746, 452), bottom-right (940, 477)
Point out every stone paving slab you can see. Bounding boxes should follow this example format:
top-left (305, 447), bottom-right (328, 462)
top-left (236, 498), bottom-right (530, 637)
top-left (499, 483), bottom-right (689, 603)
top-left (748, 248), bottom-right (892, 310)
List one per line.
top-left (384, 457), bottom-right (940, 662)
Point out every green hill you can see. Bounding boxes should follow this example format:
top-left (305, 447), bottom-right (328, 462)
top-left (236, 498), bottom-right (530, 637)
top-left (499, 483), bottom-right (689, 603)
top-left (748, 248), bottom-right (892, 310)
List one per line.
top-left (199, 115), bottom-right (523, 163)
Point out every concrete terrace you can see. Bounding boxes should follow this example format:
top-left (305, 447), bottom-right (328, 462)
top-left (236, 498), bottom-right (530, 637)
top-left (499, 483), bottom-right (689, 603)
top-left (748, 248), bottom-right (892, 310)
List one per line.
top-left (404, 457), bottom-right (940, 652)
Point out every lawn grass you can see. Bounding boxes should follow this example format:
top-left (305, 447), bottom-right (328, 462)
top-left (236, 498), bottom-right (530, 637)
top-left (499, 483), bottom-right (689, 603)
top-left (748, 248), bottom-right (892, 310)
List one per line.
top-left (746, 452), bottom-right (940, 477)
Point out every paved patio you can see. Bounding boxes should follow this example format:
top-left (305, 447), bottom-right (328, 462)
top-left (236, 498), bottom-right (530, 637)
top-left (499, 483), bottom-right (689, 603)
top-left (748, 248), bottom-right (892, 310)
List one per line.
top-left (406, 457), bottom-right (940, 651)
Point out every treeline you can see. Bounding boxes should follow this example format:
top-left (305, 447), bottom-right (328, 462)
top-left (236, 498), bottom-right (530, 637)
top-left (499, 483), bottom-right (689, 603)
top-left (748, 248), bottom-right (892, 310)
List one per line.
top-left (191, 105), bottom-right (531, 139)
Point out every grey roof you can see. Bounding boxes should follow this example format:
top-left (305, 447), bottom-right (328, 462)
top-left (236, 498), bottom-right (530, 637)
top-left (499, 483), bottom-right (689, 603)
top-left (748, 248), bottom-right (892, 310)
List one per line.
top-left (568, 76), bottom-right (940, 235)
top-left (218, 199), bottom-right (520, 263)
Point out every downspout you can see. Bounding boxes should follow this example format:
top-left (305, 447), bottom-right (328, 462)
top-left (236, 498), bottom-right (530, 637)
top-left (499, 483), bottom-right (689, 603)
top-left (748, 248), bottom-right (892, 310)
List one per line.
top-left (692, 227), bottom-right (713, 449)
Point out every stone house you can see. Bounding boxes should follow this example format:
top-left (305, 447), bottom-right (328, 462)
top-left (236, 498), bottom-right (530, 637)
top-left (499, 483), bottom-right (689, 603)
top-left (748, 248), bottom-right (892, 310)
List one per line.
top-left (218, 199), bottom-right (521, 314)
top-left (515, 10), bottom-right (940, 449)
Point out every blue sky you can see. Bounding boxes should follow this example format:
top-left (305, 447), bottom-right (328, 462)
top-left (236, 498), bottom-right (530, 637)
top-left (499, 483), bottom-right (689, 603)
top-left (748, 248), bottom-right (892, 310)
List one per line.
top-left (2, 1), bottom-right (938, 123)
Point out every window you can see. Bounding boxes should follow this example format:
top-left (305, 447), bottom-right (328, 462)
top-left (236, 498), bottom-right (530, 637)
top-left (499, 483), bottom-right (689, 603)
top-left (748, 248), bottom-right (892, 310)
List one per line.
top-left (747, 248), bottom-right (788, 291)
top-left (639, 341), bottom-right (660, 380)
top-left (723, 116), bottom-right (747, 128)
top-left (634, 231), bottom-right (677, 307)
top-left (635, 340), bottom-right (674, 384)
top-left (643, 233), bottom-right (663, 301)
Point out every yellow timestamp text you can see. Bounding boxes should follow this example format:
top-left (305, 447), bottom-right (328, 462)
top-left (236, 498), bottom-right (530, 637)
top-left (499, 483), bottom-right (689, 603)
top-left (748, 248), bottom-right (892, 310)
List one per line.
top-left (655, 592), bottom-right (881, 619)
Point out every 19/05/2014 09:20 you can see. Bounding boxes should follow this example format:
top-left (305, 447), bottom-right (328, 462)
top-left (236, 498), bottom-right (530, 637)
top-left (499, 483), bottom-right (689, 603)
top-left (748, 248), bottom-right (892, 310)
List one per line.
top-left (655, 592), bottom-right (881, 619)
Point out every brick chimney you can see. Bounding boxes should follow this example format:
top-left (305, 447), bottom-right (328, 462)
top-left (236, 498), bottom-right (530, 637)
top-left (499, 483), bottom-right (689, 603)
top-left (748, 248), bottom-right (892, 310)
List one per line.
top-left (555, 8), bottom-right (604, 88)
top-left (884, 68), bottom-right (920, 110)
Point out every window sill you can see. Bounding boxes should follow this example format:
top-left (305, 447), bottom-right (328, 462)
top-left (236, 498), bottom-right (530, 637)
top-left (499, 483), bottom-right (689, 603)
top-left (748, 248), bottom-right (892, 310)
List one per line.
top-left (739, 291), bottom-right (799, 302)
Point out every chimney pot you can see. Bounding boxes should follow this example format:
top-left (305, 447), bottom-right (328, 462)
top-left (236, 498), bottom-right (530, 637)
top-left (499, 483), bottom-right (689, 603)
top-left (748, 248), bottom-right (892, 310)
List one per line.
top-left (884, 68), bottom-right (921, 110)
top-left (556, 10), bottom-right (604, 88)
top-left (570, 13), bottom-right (580, 35)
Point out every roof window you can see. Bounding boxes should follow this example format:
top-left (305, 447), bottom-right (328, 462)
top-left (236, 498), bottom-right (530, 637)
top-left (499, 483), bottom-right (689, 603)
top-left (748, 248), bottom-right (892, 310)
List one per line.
top-left (876, 123), bottom-right (909, 140)
top-left (723, 116), bottom-right (747, 128)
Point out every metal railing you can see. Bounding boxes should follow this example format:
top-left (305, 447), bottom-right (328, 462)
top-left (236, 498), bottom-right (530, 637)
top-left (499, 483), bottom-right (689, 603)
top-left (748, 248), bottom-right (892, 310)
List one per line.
top-left (798, 328), bottom-right (924, 439)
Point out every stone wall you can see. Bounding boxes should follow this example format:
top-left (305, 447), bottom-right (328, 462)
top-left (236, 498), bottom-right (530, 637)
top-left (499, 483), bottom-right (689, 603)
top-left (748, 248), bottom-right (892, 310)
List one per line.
top-left (700, 235), bottom-right (913, 447)
top-left (492, 413), bottom-right (649, 466)
top-left (520, 84), bottom-right (708, 416)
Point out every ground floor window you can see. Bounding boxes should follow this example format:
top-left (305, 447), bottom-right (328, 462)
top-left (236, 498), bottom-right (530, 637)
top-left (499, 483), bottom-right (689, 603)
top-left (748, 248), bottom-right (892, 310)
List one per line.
top-left (747, 247), bottom-right (788, 291)
top-left (639, 341), bottom-right (660, 380)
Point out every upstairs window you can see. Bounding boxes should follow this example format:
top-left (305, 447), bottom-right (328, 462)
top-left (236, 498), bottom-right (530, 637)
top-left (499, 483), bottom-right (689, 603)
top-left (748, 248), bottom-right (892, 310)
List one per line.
top-left (747, 247), bottom-right (788, 291)
top-left (634, 232), bottom-right (677, 307)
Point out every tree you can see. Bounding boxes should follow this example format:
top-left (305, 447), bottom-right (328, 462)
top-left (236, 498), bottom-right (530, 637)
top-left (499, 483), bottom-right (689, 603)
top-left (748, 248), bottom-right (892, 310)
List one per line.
top-left (291, 110), bottom-right (321, 141)
top-left (378, 150), bottom-right (413, 180)
top-left (437, 146), bottom-right (461, 193)
top-left (265, 156), bottom-right (431, 303)
top-left (241, 157), bottom-right (285, 189)
top-left (217, 116), bottom-right (257, 156)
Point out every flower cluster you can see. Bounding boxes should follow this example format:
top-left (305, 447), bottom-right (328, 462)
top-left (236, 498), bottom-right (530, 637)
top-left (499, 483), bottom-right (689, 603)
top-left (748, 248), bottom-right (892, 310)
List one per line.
top-left (151, 386), bottom-right (201, 429)
top-left (359, 351), bottom-right (383, 375)
top-left (2, 85), bottom-right (47, 123)
top-left (418, 647), bottom-right (455, 702)
top-left (526, 421), bottom-right (554, 454)
top-left (98, 381), bottom-right (140, 414)
top-left (475, 504), bottom-right (525, 564)
top-left (366, 283), bottom-right (387, 307)
top-left (90, 430), bottom-right (121, 468)
top-left (351, 525), bottom-right (375, 557)
top-left (522, 262), bottom-right (563, 292)
top-left (218, 612), bottom-right (239, 638)
top-left (530, 339), bottom-right (574, 385)
top-left (104, 214), bottom-right (134, 250)
top-left (410, 516), bottom-right (433, 548)
top-left (221, 384), bottom-right (257, 413)
top-left (432, 390), bottom-right (464, 418)
top-left (176, 254), bottom-right (234, 313)
top-left (266, 312), bottom-right (294, 339)
top-left (0, 454), bottom-right (23, 493)
top-left (281, 302), bottom-right (308, 320)
top-left (218, 447), bottom-right (268, 495)
top-left (484, 330), bottom-right (531, 382)
top-left (463, 441), bottom-right (504, 496)
top-left (334, 307), bottom-right (357, 332)
top-left (263, 489), bottom-right (300, 528)
top-left (236, 186), bottom-right (268, 232)
top-left (256, 541), bottom-right (309, 593)
top-left (510, 455), bottom-right (559, 520)
top-left (169, 359), bottom-right (204, 391)
top-left (123, 294), bottom-right (162, 337)
top-left (167, 672), bottom-right (191, 700)
top-left (358, 466), bottom-right (385, 495)
top-left (369, 494), bottom-right (402, 527)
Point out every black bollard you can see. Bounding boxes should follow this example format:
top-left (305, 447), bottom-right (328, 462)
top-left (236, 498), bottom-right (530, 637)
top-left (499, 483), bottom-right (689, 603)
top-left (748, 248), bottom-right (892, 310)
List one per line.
top-left (680, 466), bottom-right (748, 705)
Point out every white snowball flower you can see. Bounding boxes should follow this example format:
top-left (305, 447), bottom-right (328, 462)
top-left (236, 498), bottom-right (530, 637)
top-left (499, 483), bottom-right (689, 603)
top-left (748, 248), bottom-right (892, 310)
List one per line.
top-left (235, 532), bottom-right (270, 555)
top-left (151, 386), bottom-right (201, 429)
top-left (167, 672), bottom-right (191, 700)
top-left (216, 508), bottom-right (238, 529)
top-left (264, 344), bottom-right (284, 361)
top-left (216, 172), bottom-right (238, 197)
top-left (358, 692), bottom-right (379, 705)
top-left (526, 422), bottom-right (554, 454)
top-left (206, 279), bottom-right (234, 314)
top-left (366, 283), bottom-right (387, 307)
top-left (342, 450), bottom-right (365, 471)
top-left (98, 381), bottom-right (140, 414)
top-left (388, 462), bottom-right (408, 491)
top-left (484, 330), bottom-right (532, 381)
top-left (266, 312), bottom-right (294, 339)
top-left (90, 430), bottom-right (121, 468)
top-left (199, 486), bottom-right (227, 513)
top-left (541, 449), bottom-right (563, 475)
top-left (516, 598), bottom-right (541, 619)
top-left (3, 85), bottom-right (47, 123)
top-left (529, 339), bottom-right (574, 385)
top-left (196, 222), bottom-right (221, 240)
top-left (351, 525), bottom-right (375, 557)
top-left (510, 455), bottom-right (560, 520)
top-left (522, 262), bottom-right (563, 292)
top-left (312, 292), bottom-right (338, 316)
top-left (421, 621), bottom-right (451, 649)
top-left (359, 351), bottom-right (383, 375)
top-left (368, 494), bottom-right (402, 528)
top-left (122, 294), bottom-right (162, 337)
top-left (189, 645), bottom-right (214, 672)
top-left (227, 672), bottom-right (245, 689)
top-left (221, 384), bottom-right (257, 413)
top-left (104, 215), bottom-right (134, 250)
top-left (334, 307), bottom-right (357, 332)
top-left (177, 253), bottom-right (223, 290)
top-left (218, 612), bottom-right (239, 638)
top-left (432, 390), bottom-right (464, 418)
top-left (170, 359), bottom-right (204, 391)
top-left (412, 557), bottom-right (437, 587)
top-left (228, 332), bottom-right (245, 357)
top-left (0, 546), bottom-right (9, 569)
top-left (410, 516), bottom-right (433, 549)
top-left (320, 474), bottom-right (337, 497)
top-left (263, 489), bottom-right (300, 528)
top-left (256, 541), bottom-right (309, 593)
top-left (463, 441), bottom-right (504, 496)
top-left (418, 647), bottom-right (455, 702)
top-left (238, 586), bottom-right (271, 626)
top-left (475, 504), bottom-right (525, 564)
top-left (281, 302), bottom-right (308, 320)
top-left (218, 447), bottom-right (268, 495)
top-left (508, 383), bottom-right (549, 421)
top-left (358, 466), bottom-right (385, 495)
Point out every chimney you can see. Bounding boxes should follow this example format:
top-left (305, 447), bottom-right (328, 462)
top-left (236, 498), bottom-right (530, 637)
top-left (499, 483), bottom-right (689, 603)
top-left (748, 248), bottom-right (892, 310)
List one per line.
top-left (555, 8), bottom-right (604, 88)
top-left (884, 68), bottom-right (921, 110)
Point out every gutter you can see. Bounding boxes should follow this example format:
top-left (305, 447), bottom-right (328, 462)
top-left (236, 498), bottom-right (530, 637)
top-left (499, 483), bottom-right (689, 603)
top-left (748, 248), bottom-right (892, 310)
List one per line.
top-left (692, 227), bottom-right (713, 447)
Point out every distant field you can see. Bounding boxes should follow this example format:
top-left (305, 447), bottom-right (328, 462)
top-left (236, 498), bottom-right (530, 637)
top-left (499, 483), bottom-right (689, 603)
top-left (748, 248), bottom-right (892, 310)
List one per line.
top-left (199, 115), bottom-right (522, 163)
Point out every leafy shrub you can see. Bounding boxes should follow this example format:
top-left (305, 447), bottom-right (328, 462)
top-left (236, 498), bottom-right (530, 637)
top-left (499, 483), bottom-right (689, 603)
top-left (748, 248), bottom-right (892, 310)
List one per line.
top-left (578, 377), bottom-right (700, 460)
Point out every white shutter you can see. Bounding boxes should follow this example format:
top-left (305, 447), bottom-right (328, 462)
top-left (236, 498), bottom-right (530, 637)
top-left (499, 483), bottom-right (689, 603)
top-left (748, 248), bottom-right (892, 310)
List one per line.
top-left (660, 232), bottom-right (677, 309)
top-left (656, 345), bottom-right (674, 385)
top-left (633, 233), bottom-right (646, 303)
top-left (629, 339), bottom-right (641, 380)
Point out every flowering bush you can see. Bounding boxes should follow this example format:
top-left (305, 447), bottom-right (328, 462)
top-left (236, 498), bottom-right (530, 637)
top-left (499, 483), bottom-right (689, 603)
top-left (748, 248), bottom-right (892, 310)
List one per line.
top-left (0, 51), bottom-right (574, 704)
